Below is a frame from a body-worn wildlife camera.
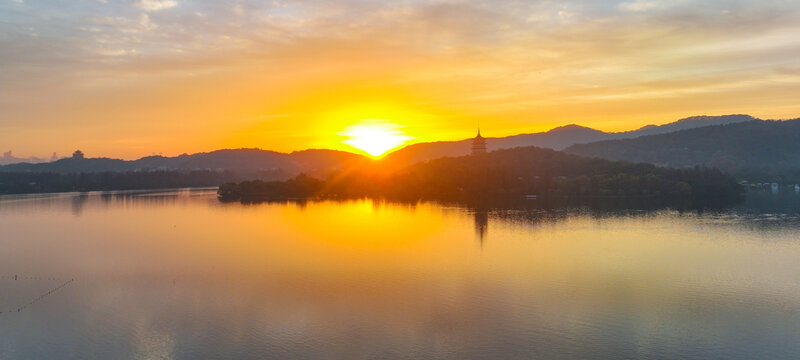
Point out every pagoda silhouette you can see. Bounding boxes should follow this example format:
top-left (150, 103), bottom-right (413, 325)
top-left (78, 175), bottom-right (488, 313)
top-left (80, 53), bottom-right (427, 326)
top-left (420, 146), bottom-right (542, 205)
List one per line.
top-left (471, 129), bottom-right (487, 155)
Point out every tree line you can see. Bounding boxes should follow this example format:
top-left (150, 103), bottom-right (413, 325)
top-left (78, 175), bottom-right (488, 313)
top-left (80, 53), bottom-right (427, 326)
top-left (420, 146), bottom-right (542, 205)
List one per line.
top-left (219, 146), bottom-right (745, 209)
top-left (0, 170), bottom-right (239, 194)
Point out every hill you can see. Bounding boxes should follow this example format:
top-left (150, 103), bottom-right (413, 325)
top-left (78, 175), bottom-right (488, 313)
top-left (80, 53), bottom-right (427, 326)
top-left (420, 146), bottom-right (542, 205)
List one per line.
top-left (625, 114), bottom-right (758, 137)
top-left (380, 114), bottom-right (756, 169)
top-left (0, 148), bottom-right (367, 180)
top-left (564, 118), bottom-right (800, 183)
top-left (220, 146), bottom-right (744, 209)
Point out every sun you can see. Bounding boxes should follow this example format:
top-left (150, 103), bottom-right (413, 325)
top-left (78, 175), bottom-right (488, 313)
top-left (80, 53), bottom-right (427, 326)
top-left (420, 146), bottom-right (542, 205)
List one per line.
top-left (340, 120), bottom-right (412, 157)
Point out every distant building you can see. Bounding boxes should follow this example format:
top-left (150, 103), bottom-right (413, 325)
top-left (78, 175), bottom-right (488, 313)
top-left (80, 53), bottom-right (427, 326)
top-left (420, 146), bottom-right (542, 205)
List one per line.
top-left (72, 150), bottom-right (84, 159)
top-left (471, 129), bottom-right (487, 155)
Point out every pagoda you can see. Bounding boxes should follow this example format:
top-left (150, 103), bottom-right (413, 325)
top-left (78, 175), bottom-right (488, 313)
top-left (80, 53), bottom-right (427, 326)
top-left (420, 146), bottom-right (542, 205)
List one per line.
top-left (471, 129), bottom-right (487, 155)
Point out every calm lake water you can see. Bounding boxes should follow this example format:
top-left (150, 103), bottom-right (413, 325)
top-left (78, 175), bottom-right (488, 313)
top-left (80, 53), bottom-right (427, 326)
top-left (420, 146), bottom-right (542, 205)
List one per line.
top-left (1, 189), bottom-right (800, 359)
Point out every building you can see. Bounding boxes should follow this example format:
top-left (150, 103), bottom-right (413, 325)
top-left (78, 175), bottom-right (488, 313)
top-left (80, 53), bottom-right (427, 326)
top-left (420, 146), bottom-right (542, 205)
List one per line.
top-left (72, 150), bottom-right (84, 159)
top-left (471, 129), bottom-right (487, 155)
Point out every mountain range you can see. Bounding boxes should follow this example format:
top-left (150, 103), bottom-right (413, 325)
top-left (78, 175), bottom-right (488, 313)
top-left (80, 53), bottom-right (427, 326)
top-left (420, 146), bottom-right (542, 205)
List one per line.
top-left (565, 118), bottom-right (800, 182)
top-left (379, 115), bottom-right (757, 169)
top-left (0, 148), bottom-right (365, 180)
top-left (3, 114), bottom-right (796, 183)
top-left (0, 150), bottom-right (58, 166)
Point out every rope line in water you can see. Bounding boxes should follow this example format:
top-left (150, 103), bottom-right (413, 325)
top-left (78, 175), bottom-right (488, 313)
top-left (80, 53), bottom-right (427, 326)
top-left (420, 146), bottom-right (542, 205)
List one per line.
top-left (0, 278), bottom-right (75, 315)
top-left (0, 275), bottom-right (67, 281)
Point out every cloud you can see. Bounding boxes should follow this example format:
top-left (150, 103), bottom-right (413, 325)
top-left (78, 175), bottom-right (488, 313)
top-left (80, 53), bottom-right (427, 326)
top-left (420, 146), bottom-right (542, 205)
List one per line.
top-left (2, 0), bottom-right (800, 157)
top-left (97, 48), bottom-right (134, 56)
top-left (86, 13), bottom-right (156, 39)
top-left (618, 0), bottom-right (683, 12)
top-left (138, 13), bottom-right (157, 31)
top-left (134, 0), bottom-right (177, 12)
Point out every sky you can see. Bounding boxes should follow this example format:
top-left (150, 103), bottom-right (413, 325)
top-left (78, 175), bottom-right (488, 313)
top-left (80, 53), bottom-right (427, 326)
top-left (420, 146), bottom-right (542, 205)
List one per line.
top-left (2, 0), bottom-right (800, 159)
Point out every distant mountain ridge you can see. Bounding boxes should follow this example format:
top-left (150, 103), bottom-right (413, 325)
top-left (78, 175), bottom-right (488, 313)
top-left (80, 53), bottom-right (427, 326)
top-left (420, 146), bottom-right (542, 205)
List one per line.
top-left (0, 148), bottom-right (366, 180)
top-left (0, 114), bottom-right (764, 177)
top-left (0, 150), bottom-right (58, 166)
top-left (380, 114), bottom-right (758, 169)
top-left (564, 118), bottom-right (800, 182)
top-left (624, 114), bottom-right (758, 137)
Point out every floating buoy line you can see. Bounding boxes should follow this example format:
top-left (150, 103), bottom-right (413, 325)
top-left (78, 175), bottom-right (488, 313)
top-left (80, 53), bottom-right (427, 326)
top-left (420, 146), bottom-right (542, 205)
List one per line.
top-left (0, 275), bottom-right (66, 281)
top-left (0, 275), bottom-right (75, 315)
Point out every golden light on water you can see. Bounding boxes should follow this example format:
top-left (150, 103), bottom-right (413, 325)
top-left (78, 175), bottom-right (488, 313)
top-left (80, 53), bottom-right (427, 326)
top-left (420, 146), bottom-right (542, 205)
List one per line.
top-left (340, 120), bottom-right (412, 157)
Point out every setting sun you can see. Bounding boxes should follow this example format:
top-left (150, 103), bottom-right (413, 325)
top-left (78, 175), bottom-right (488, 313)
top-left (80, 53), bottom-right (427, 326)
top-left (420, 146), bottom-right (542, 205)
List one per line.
top-left (340, 120), bottom-right (412, 157)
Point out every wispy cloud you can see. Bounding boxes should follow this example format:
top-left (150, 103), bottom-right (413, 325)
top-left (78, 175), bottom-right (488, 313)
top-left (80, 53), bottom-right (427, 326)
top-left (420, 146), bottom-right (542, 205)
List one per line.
top-left (1, 0), bottom-right (799, 158)
top-left (134, 0), bottom-right (177, 12)
top-left (618, 0), bottom-right (684, 12)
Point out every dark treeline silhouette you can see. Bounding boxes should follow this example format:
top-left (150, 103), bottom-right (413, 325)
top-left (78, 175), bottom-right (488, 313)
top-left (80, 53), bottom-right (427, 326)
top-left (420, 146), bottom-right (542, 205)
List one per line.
top-left (0, 170), bottom-right (240, 194)
top-left (219, 146), bottom-right (744, 209)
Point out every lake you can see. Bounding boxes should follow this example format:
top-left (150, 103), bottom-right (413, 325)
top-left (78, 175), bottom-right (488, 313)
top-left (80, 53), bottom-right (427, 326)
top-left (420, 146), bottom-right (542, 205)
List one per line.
top-left (1, 189), bottom-right (800, 359)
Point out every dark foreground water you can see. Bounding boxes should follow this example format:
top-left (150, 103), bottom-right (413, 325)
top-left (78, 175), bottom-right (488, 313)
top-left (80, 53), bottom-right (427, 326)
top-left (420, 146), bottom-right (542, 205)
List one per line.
top-left (1, 189), bottom-right (800, 359)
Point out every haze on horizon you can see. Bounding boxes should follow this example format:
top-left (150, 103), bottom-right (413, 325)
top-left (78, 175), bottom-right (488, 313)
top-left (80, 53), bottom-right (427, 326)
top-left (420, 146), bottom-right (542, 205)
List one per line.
top-left (2, 0), bottom-right (800, 159)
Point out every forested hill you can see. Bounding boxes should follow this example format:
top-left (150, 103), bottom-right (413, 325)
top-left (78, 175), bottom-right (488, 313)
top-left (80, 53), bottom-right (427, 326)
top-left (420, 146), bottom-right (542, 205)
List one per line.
top-left (380, 114), bottom-right (757, 170)
top-left (219, 146), bottom-right (744, 209)
top-left (564, 119), bottom-right (800, 182)
top-left (0, 148), bottom-right (367, 180)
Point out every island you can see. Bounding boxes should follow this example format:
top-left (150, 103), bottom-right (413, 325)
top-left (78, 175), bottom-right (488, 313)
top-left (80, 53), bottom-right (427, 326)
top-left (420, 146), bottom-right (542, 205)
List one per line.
top-left (218, 146), bottom-right (745, 209)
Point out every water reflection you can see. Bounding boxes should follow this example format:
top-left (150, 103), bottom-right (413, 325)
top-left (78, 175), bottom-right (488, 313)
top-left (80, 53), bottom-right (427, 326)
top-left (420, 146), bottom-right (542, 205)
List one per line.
top-left (1, 190), bottom-right (800, 359)
top-left (0, 188), bottom-right (216, 216)
top-left (472, 209), bottom-right (488, 246)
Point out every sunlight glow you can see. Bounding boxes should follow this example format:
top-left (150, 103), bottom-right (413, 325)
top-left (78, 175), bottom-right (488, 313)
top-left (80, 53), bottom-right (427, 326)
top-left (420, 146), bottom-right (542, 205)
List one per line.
top-left (340, 120), bottom-right (412, 157)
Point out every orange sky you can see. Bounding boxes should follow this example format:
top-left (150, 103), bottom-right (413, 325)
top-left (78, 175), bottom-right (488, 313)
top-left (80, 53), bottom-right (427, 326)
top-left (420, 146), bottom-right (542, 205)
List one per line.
top-left (2, 0), bottom-right (800, 159)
